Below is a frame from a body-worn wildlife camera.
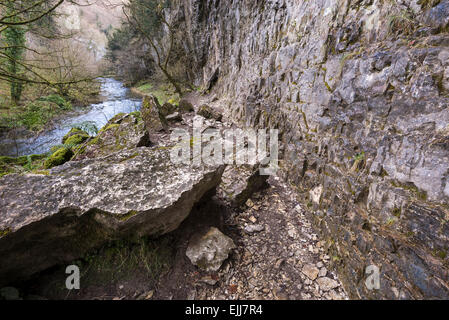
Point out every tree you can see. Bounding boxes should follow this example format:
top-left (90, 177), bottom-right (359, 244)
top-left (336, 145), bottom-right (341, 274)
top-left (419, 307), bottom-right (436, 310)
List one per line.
top-left (3, 5), bottom-right (26, 104)
top-left (123, 0), bottom-right (183, 95)
top-left (0, 0), bottom-right (97, 104)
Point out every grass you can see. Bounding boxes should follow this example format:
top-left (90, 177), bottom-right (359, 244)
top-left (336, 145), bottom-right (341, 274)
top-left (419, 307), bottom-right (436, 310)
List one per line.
top-left (40, 236), bottom-right (175, 298)
top-left (134, 81), bottom-right (180, 105)
top-left (388, 10), bottom-right (415, 36)
top-left (0, 154), bottom-right (49, 177)
top-left (0, 95), bottom-right (73, 132)
top-left (79, 236), bottom-right (173, 285)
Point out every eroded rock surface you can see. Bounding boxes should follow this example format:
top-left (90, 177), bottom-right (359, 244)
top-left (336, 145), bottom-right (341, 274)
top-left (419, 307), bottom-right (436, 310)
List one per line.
top-left (0, 147), bottom-right (224, 286)
top-left (157, 0), bottom-right (449, 299)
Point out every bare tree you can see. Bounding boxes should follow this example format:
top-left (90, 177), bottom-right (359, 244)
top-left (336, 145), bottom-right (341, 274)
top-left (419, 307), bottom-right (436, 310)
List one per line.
top-left (123, 0), bottom-right (183, 95)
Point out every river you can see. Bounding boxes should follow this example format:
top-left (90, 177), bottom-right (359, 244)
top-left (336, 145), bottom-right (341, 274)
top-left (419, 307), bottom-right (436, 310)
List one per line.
top-left (0, 78), bottom-right (142, 157)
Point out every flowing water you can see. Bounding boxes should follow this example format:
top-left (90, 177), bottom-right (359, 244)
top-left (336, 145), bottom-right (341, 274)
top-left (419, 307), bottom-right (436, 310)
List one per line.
top-left (0, 78), bottom-right (142, 157)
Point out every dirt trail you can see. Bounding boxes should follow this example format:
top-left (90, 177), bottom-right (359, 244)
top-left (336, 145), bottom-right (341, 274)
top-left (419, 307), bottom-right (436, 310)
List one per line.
top-left (153, 174), bottom-right (348, 300)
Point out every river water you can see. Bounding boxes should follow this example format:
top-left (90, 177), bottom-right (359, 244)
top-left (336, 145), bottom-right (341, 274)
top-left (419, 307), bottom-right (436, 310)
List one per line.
top-left (0, 78), bottom-right (142, 157)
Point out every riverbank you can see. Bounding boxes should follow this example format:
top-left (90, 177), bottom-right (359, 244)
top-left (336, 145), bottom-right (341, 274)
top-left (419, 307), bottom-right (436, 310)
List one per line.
top-left (0, 82), bottom-right (102, 140)
top-left (130, 80), bottom-right (181, 105)
top-left (0, 78), bottom-right (142, 157)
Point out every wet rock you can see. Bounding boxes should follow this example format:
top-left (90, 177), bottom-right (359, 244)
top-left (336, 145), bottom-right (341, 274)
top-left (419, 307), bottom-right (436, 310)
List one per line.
top-left (178, 99), bottom-right (194, 113)
top-left (197, 104), bottom-right (222, 121)
top-left (141, 95), bottom-right (167, 133)
top-left (74, 112), bottom-right (150, 160)
top-left (186, 227), bottom-right (235, 272)
top-left (0, 147), bottom-right (225, 286)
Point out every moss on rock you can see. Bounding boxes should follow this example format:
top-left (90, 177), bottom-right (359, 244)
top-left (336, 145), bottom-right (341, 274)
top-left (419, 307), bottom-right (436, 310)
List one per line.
top-left (44, 148), bottom-right (74, 169)
top-left (65, 133), bottom-right (89, 146)
top-left (62, 128), bottom-right (90, 144)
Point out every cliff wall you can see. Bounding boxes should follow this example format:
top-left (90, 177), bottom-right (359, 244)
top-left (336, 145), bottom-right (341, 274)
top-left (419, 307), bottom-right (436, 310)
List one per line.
top-left (166, 0), bottom-right (449, 299)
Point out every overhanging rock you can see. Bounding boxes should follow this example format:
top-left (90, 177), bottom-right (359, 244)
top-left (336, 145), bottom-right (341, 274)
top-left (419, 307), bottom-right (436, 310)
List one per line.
top-left (0, 147), bottom-right (225, 286)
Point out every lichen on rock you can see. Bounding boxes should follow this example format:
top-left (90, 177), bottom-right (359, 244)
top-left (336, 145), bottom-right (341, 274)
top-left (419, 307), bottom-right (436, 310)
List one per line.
top-left (0, 147), bottom-right (225, 286)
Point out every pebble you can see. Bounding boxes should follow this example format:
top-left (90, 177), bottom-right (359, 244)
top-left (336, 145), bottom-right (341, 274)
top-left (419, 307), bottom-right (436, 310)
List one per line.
top-left (244, 224), bottom-right (265, 234)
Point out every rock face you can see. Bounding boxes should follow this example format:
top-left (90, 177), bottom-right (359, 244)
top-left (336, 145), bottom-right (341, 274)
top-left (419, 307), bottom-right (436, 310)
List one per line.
top-left (160, 0), bottom-right (449, 298)
top-left (186, 227), bottom-right (235, 272)
top-left (0, 147), bottom-right (225, 286)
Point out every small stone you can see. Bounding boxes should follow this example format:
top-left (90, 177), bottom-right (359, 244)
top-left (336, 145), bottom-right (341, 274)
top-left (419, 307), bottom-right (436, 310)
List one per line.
top-left (246, 198), bottom-right (254, 207)
top-left (199, 276), bottom-right (218, 286)
top-left (302, 264), bottom-right (319, 280)
top-left (244, 224), bottom-right (265, 234)
top-left (166, 112), bottom-right (182, 122)
top-left (249, 216), bottom-right (257, 223)
top-left (316, 277), bottom-right (340, 291)
top-left (319, 267), bottom-right (327, 277)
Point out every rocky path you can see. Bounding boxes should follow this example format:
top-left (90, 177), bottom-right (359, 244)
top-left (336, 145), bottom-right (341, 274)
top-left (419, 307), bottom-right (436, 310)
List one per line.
top-left (3, 95), bottom-right (347, 300)
top-left (153, 174), bottom-right (348, 300)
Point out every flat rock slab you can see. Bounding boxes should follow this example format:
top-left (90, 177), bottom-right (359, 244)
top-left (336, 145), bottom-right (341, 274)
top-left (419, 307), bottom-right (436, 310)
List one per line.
top-left (0, 147), bottom-right (224, 286)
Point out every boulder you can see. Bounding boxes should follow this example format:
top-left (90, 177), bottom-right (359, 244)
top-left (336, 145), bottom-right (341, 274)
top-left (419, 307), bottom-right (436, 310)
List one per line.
top-left (160, 102), bottom-right (177, 116)
top-left (141, 95), bottom-right (167, 133)
top-left (217, 164), bottom-right (268, 208)
top-left (197, 104), bottom-right (222, 121)
top-left (73, 112), bottom-right (150, 160)
top-left (186, 227), bottom-right (235, 272)
top-left (0, 147), bottom-right (225, 286)
top-left (178, 99), bottom-right (194, 113)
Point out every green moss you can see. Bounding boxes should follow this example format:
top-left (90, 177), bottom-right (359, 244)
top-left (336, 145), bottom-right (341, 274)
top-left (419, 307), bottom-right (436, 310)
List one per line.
top-left (0, 154), bottom-right (47, 177)
top-left (87, 137), bottom-right (101, 146)
top-left (98, 123), bottom-right (120, 134)
top-left (64, 133), bottom-right (89, 146)
top-left (31, 170), bottom-right (50, 175)
top-left (118, 210), bottom-right (139, 222)
top-left (391, 181), bottom-right (428, 201)
top-left (108, 113), bottom-right (126, 123)
top-left (0, 227), bottom-right (11, 237)
top-left (62, 128), bottom-right (89, 144)
top-left (44, 147), bottom-right (74, 169)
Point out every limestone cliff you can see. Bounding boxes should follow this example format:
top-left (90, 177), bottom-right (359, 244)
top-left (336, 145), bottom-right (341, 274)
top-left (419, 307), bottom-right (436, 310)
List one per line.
top-left (162, 0), bottom-right (449, 299)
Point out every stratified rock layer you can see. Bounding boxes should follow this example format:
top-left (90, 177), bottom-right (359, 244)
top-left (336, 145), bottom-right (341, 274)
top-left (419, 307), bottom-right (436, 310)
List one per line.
top-left (160, 0), bottom-right (449, 298)
top-left (0, 147), bottom-right (224, 286)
